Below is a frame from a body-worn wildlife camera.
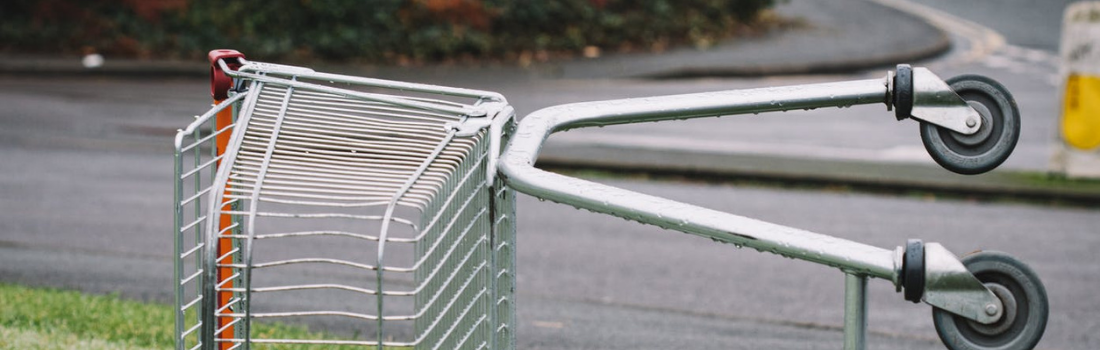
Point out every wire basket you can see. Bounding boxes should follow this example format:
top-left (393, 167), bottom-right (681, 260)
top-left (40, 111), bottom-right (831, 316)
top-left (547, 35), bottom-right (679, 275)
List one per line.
top-left (174, 56), bottom-right (516, 350)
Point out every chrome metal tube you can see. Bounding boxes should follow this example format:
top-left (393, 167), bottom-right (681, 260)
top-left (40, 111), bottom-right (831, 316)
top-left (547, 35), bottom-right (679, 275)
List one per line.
top-left (230, 58), bottom-right (506, 103)
top-left (844, 273), bottom-right (868, 350)
top-left (220, 59), bottom-right (501, 117)
top-left (499, 79), bottom-right (898, 280)
top-left (173, 133), bottom-right (184, 350)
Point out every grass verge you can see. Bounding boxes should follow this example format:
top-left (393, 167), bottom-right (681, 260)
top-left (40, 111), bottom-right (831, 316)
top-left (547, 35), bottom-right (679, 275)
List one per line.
top-left (0, 283), bottom-right (382, 350)
top-left (0, 283), bottom-right (171, 349)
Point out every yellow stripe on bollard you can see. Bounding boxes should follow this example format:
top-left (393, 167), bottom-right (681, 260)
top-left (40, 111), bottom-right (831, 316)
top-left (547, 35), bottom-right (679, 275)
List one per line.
top-left (1063, 74), bottom-right (1100, 150)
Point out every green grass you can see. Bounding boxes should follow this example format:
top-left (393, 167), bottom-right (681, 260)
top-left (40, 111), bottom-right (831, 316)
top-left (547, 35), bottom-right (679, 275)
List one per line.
top-left (0, 283), bottom-right (398, 350)
top-left (0, 284), bottom-right (172, 349)
top-left (1006, 171), bottom-right (1100, 190)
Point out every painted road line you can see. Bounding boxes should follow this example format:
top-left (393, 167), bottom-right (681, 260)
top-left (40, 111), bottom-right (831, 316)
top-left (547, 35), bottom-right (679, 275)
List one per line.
top-left (868, 0), bottom-right (1006, 67)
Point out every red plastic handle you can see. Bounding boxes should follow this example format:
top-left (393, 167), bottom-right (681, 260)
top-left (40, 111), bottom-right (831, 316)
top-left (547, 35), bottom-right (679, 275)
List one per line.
top-left (208, 49), bottom-right (245, 100)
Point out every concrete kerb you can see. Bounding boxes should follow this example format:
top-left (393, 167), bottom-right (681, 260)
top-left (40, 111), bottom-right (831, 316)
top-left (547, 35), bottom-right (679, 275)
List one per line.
top-left (0, 56), bottom-right (209, 78)
top-left (549, 0), bottom-right (952, 79)
top-left (538, 143), bottom-right (1100, 206)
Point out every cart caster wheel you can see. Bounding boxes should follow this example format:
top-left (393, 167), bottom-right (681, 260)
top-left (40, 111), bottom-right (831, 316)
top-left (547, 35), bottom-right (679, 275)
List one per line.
top-left (932, 251), bottom-right (1047, 350)
top-left (920, 75), bottom-right (1020, 175)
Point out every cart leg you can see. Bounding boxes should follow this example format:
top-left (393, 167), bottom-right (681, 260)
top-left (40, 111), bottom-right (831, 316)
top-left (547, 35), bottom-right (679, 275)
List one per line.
top-left (844, 273), bottom-right (868, 350)
top-left (214, 100), bottom-right (236, 350)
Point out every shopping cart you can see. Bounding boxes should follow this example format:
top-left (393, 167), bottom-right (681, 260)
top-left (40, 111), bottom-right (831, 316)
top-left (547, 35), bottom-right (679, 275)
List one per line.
top-left (175, 50), bottom-right (1048, 350)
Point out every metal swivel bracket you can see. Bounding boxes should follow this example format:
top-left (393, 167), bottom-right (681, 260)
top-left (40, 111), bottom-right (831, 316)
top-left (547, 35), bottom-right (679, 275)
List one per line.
top-left (889, 65), bottom-right (983, 135)
top-left (907, 242), bottom-right (1005, 325)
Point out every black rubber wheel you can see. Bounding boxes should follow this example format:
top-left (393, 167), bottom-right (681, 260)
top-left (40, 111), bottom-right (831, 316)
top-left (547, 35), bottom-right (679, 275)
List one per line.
top-left (932, 251), bottom-right (1048, 350)
top-left (920, 75), bottom-right (1020, 175)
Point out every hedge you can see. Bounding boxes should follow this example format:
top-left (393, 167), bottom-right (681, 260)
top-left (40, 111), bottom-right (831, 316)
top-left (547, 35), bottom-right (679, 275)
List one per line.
top-left (0, 0), bottom-right (776, 63)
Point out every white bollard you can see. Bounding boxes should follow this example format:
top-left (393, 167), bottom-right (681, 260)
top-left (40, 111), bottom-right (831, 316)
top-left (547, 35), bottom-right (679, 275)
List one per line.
top-left (1054, 2), bottom-right (1100, 178)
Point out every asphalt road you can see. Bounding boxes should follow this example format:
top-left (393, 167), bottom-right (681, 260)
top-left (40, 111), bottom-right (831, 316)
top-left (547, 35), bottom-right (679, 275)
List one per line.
top-left (907, 0), bottom-right (1075, 52)
top-left (1, 1), bottom-right (1097, 349)
top-left (1, 139), bottom-right (1098, 349)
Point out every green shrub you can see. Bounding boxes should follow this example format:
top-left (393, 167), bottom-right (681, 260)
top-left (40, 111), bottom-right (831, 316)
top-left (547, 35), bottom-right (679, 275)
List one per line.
top-left (0, 0), bottom-right (775, 63)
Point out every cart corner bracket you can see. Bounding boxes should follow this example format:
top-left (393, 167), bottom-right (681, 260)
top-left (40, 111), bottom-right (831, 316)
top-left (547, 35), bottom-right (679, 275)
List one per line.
top-left (908, 67), bottom-right (983, 134)
top-left (921, 243), bottom-right (1004, 324)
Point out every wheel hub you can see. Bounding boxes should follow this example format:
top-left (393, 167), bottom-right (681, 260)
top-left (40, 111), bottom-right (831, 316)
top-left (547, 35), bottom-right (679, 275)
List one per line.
top-left (949, 101), bottom-right (994, 146)
top-left (966, 283), bottom-right (1017, 336)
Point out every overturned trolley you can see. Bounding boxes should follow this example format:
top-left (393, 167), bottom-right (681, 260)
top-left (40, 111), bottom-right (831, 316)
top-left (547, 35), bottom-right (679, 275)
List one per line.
top-left (175, 50), bottom-right (1047, 350)
top-left (175, 50), bottom-right (517, 350)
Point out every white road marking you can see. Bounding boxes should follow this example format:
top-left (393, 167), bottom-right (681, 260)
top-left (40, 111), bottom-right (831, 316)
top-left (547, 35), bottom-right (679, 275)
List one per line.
top-left (870, 0), bottom-right (1060, 87)
top-left (867, 0), bottom-right (1005, 66)
top-left (983, 44), bottom-right (1061, 86)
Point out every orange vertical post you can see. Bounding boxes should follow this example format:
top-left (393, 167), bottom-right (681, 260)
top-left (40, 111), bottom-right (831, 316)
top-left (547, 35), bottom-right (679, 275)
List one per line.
top-left (214, 100), bottom-right (235, 350)
top-left (209, 49), bottom-right (244, 350)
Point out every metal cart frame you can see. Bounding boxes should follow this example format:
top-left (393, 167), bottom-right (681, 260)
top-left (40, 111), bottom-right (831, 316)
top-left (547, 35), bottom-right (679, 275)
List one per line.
top-left (177, 49), bottom-right (1046, 350)
top-left (498, 71), bottom-right (1020, 349)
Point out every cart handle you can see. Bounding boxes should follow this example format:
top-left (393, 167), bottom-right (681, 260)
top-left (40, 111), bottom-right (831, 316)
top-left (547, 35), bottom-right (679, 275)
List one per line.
top-left (498, 78), bottom-right (902, 281)
top-left (208, 49), bottom-right (246, 100)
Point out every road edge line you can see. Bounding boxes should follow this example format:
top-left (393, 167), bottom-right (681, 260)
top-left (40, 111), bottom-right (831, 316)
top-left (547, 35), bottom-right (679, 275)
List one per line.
top-left (867, 0), bottom-right (1006, 66)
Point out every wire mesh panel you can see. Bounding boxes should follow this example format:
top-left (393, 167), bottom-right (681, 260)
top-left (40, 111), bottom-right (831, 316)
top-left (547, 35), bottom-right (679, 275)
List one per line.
top-left (176, 93), bottom-right (247, 350)
top-left (175, 63), bottom-right (514, 350)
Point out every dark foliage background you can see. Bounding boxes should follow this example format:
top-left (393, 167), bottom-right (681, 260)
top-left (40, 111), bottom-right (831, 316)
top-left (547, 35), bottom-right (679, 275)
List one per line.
top-left (0, 0), bottom-right (776, 63)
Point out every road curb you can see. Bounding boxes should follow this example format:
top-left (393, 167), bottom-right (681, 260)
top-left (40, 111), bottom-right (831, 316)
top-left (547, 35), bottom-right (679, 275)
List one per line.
top-left (869, 0), bottom-right (1005, 67)
top-left (641, 36), bottom-right (950, 79)
top-left (639, 0), bottom-right (954, 80)
top-left (538, 144), bottom-right (1100, 206)
top-left (553, 0), bottom-right (953, 80)
top-left (0, 57), bottom-right (208, 78)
